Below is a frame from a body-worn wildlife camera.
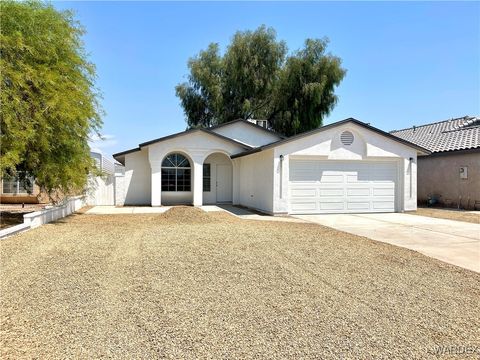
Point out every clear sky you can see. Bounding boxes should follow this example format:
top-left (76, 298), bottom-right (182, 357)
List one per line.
top-left (54, 1), bottom-right (480, 155)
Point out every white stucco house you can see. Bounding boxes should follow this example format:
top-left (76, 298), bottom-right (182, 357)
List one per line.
top-left (113, 118), bottom-right (430, 215)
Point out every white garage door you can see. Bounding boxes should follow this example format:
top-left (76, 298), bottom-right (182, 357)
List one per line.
top-left (289, 160), bottom-right (397, 214)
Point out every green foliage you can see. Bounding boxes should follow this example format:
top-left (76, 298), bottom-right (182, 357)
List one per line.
top-left (176, 26), bottom-right (346, 136)
top-left (0, 1), bottom-right (102, 197)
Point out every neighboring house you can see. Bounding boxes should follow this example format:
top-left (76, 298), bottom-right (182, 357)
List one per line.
top-left (113, 118), bottom-right (429, 215)
top-left (1, 151), bottom-right (124, 205)
top-left (391, 116), bottom-right (480, 210)
top-left (0, 172), bottom-right (43, 204)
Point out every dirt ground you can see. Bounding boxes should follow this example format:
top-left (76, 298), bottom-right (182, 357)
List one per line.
top-left (408, 207), bottom-right (480, 224)
top-left (0, 204), bottom-right (46, 229)
top-left (1, 207), bottom-right (479, 359)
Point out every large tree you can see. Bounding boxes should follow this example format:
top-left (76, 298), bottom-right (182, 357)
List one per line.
top-left (0, 1), bottom-right (102, 197)
top-left (176, 26), bottom-right (346, 136)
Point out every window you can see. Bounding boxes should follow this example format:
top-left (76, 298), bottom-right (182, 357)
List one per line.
top-left (203, 164), bottom-right (211, 192)
top-left (161, 153), bottom-right (191, 191)
top-left (2, 173), bottom-right (34, 194)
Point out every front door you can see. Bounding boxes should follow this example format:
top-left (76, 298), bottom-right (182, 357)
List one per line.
top-left (216, 164), bottom-right (232, 203)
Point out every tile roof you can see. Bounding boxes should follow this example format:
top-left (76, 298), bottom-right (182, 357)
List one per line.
top-left (390, 116), bottom-right (480, 153)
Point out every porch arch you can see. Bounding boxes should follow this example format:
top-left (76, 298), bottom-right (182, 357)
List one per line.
top-left (202, 152), bottom-right (233, 204)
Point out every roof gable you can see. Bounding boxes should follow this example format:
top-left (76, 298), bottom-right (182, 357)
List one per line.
top-left (390, 116), bottom-right (480, 153)
top-left (138, 128), bottom-right (252, 149)
top-left (113, 128), bottom-right (252, 164)
top-left (208, 119), bottom-right (284, 147)
top-left (232, 118), bottom-right (430, 159)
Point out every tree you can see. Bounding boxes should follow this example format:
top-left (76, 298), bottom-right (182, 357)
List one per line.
top-left (0, 1), bottom-right (103, 198)
top-left (176, 26), bottom-right (346, 136)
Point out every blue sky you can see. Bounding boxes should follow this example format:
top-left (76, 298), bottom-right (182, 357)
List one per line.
top-left (55, 1), bottom-right (480, 155)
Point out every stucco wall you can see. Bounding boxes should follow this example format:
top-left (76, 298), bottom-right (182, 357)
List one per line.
top-left (236, 149), bottom-right (274, 213)
top-left (124, 149), bottom-right (151, 205)
top-left (147, 131), bottom-right (246, 206)
top-left (417, 151), bottom-right (480, 209)
top-left (211, 122), bottom-right (281, 147)
top-left (272, 123), bottom-right (419, 213)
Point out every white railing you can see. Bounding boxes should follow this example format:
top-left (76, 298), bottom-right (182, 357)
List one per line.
top-left (0, 196), bottom-right (86, 239)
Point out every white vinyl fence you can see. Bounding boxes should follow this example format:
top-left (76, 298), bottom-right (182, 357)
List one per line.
top-left (87, 151), bottom-right (125, 206)
top-left (86, 175), bottom-right (115, 206)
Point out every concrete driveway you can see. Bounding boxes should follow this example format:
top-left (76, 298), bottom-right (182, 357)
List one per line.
top-left (295, 213), bottom-right (480, 273)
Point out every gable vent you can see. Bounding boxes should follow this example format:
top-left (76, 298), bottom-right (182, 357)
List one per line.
top-left (340, 131), bottom-right (354, 145)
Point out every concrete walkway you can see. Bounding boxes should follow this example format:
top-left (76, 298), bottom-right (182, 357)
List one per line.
top-left (207, 204), bottom-right (305, 222)
top-left (295, 213), bottom-right (480, 273)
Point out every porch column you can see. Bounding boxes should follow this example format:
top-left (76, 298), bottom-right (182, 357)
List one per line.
top-left (192, 156), bottom-right (203, 206)
top-left (232, 159), bottom-right (240, 205)
top-left (151, 161), bottom-right (162, 206)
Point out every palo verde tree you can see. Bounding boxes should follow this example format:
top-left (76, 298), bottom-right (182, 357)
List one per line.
top-left (176, 26), bottom-right (346, 136)
top-left (0, 1), bottom-right (103, 198)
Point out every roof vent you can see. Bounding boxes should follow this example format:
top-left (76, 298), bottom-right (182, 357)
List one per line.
top-left (340, 131), bottom-right (354, 145)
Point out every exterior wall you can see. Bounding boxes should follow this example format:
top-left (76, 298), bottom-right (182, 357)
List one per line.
top-left (203, 153), bottom-right (233, 204)
top-left (211, 122), bottom-right (281, 147)
top-left (147, 131), bottom-right (246, 206)
top-left (124, 149), bottom-right (151, 205)
top-left (271, 123), bottom-right (419, 214)
top-left (417, 151), bottom-right (480, 209)
top-left (236, 149), bottom-right (275, 213)
top-left (162, 192), bottom-right (192, 205)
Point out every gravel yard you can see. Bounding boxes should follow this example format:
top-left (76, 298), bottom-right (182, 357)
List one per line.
top-left (408, 207), bottom-right (480, 224)
top-left (1, 207), bottom-right (479, 359)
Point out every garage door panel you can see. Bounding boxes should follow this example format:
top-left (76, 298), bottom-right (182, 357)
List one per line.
top-left (289, 160), bottom-right (397, 214)
top-left (373, 188), bottom-right (395, 196)
top-left (319, 201), bottom-right (345, 211)
top-left (346, 187), bottom-right (370, 196)
top-left (373, 201), bottom-right (395, 210)
top-left (290, 188), bottom-right (317, 197)
top-left (289, 161), bottom-right (318, 182)
top-left (319, 174), bottom-right (344, 183)
top-left (319, 188), bottom-right (344, 196)
top-left (347, 202), bottom-right (371, 210)
top-left (290, 200), bottom-right (317, 212)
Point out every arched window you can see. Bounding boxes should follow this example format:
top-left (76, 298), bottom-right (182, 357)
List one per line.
top-left (161, 153), bottom-right (191, 191)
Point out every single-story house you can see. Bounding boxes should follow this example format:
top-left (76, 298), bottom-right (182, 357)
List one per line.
top-left (113, 118), bottom-right (430, 215)
top-left (391, 116), bottom-right (480, 210)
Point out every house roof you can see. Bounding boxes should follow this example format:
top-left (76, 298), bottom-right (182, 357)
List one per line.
top-left (208, 118), bottom-right (287, 139)
top-left (113, 127), bottom-right (252, 164)
top-left (231, 118), bottom-right (431, 159)
top-left (390, 116), bottom-right (480, 153)
top-left (138, 128), bottom-right (253, 149)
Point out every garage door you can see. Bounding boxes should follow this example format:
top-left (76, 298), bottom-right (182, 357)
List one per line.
top-left (289, 160), bottom-right (397, 214)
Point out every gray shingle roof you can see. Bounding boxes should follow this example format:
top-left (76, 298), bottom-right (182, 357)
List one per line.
top-left (390, 116), bottom-right (480, 153)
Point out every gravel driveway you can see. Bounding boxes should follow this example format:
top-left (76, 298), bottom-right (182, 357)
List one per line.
top-left (1, 207), bottom-right (479, 359)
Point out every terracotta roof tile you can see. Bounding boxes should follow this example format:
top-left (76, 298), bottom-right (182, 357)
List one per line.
top-left (390, 116), bottom-right (480, 153)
